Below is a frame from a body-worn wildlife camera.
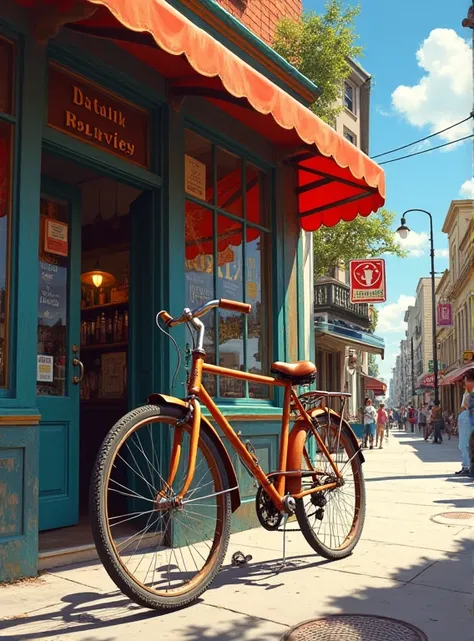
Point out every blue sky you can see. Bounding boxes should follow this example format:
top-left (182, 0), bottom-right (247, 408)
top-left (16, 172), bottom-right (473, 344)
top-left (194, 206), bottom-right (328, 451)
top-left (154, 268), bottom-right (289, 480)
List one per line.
top-left (306, 0), bottom-right (473, 383)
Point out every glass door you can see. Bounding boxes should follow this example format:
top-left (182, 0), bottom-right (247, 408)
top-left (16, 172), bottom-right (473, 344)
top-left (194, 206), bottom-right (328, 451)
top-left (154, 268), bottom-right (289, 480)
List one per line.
top-left (37, 177), bottom-right (82, 531)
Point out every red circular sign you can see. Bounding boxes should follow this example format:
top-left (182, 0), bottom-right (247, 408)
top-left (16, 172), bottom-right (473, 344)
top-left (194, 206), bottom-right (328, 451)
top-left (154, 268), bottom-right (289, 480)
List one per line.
top-left (352, 261), bottom-right (383, 289)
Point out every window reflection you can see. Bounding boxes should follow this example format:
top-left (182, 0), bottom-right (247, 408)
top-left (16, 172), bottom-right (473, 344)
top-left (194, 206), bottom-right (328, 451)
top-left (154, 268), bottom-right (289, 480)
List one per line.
top-left (247, 231), bottom-right (269, 399)
top-left (37, 197), bottom-right (69, 396)
top-left (216, 147), bottom-right (242, 217)
top-left (217, 216), bottom-right (243, 398)
top-left (185, 202), bottom-right (216, 396)
top-left (184, 131), bottom-right (271, 401)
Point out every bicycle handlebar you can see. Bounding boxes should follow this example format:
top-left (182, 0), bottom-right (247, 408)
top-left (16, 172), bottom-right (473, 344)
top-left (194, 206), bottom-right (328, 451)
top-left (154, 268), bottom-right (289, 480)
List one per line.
top-left (158, 298), bottom-right (251, 328)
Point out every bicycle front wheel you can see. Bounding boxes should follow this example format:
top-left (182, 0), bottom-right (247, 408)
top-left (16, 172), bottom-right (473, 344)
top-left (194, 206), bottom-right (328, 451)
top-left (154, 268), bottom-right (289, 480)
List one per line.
top-left (295, 418), bottom-right (366, 560)
top-left (90, 404), bottom-right (231, 611)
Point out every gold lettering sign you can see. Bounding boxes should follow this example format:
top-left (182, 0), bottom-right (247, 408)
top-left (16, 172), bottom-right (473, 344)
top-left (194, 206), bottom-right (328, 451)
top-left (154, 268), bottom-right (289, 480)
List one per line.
top-left (47, 64), bottom-right (150, 169)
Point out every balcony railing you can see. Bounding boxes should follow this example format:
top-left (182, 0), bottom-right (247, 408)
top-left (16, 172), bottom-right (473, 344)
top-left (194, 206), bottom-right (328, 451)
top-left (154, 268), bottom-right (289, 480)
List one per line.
top-left (314, 281), bottom-right (370, 327)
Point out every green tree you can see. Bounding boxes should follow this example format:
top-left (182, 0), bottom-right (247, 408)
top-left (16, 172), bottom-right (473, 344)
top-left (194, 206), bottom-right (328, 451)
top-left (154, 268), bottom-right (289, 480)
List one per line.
top-left (274, 0), bottom-right (362, 123)
top-left (313, 209), bottom-right (407, 278)
top-left (274, 3), bottom-right (407, 276)
top-left (368, 353), bottom-right (380, 378)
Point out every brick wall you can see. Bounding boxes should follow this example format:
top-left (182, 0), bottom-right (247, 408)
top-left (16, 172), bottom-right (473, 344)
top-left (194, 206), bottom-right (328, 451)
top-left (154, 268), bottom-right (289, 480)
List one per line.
top-left (216, 0), bottom-right (302, 45)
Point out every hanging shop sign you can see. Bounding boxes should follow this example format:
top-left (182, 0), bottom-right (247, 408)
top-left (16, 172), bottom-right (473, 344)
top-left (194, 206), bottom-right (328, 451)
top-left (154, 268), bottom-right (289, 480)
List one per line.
top-left (48, 64), bottom-right (150, 169)
top-left (436, 303), bottom-right (453, 327)
top-left (349, 259), bottom-right (386, 303)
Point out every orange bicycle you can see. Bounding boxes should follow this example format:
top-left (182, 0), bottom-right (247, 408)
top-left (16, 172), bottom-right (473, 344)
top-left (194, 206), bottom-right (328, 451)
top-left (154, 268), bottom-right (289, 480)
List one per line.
top-left (90, 299), bottom-right (366, 611)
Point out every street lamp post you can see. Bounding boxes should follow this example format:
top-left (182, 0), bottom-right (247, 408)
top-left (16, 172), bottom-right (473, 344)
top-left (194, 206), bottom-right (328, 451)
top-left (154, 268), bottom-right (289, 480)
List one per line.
top-left (396, 209), bottom-right (440, 405)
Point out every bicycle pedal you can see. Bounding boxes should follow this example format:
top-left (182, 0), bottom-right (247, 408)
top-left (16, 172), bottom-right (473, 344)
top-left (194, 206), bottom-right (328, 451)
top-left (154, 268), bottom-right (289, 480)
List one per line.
top-left (231, 551), bottom-right (253, 567)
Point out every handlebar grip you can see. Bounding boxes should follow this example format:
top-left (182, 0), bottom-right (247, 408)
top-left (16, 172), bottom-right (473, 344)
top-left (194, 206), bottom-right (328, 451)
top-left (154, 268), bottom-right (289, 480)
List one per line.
top-left (219, 299), bottom-right (252, 314)
top-left (159, 311), bottom-right (174, 326)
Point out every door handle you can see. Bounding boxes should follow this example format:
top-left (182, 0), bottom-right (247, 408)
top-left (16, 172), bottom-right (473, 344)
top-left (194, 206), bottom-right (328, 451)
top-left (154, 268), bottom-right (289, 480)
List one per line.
top-left (72, 358), bottom-right (84, 385)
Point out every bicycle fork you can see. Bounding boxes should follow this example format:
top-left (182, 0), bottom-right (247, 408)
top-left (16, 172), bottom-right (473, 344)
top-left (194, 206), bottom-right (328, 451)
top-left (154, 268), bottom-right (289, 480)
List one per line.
top-left (154, 397), bottom-right (202, 510)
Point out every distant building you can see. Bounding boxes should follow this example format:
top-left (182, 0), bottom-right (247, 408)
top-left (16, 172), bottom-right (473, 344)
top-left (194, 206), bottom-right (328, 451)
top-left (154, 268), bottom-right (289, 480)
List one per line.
top-left (314, 58), bottom-right (385, 419)
top-left (436, 200), bottom-right (474, 413)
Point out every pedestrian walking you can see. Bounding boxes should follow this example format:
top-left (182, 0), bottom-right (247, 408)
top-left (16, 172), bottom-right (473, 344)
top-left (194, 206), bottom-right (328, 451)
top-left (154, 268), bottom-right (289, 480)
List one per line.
top-left (431, 401), bottom-right (444, 444)
top-left (418, 404), bottom-right (428, 438)
top-left (408, 405), bottom-right (417, 433)
top-left (376, 404), bottom-right (388, 448)
top-left (455, 371), bottom-right (474, 476)
top-left (363, 398), bottom-right (377, 450)
top-left (387, 409), bottom-right (394, 435)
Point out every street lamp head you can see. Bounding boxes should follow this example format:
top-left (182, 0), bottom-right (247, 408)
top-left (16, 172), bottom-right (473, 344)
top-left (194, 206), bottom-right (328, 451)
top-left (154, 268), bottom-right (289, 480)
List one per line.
top-left (396, 217), bottom-right (411, 240)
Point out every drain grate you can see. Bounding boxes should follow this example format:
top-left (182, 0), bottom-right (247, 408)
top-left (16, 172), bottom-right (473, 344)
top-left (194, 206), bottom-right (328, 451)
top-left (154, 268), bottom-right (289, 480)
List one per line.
top-left (282, 615), bottom-right (428, 641)
top-left (438, 511), bottom-right (474, 520)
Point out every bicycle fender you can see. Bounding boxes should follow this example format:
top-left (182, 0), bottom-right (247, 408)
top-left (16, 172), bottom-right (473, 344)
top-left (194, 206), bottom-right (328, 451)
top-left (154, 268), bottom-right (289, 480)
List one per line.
top-left (285, 410), bottom-right (364, 495)
top-left (147, 393), bottom-right (241, 513)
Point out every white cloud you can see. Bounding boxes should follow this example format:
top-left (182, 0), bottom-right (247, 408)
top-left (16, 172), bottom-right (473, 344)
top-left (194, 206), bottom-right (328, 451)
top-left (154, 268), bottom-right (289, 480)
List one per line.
top-left (394, 230), bottom-right (429, 257)
top-left (377, 295), bottom-right (416, 333)
top-left (392, 29), bottom-right (472, 145)
top-left (460, 178), bottom-right (474, 198)
top-left (436, 248), bottom-right (449, 258)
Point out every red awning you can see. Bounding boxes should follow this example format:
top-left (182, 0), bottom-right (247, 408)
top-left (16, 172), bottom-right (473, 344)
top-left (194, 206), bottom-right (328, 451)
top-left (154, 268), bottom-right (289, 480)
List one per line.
top-left (418, 373), bottom-right (434, 389)
top-left (440, 363), bottom-right (474, 386)
top-left (363, 374), bottom-right (387, 396)
top-left (18, 0), bottom-right (385, 231)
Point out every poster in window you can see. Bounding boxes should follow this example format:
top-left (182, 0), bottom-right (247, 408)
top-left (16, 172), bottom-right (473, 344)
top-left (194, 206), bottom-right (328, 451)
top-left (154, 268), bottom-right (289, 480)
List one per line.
top-left (101, 351), bottom-right (127, 398)
top-left (185, 155), bottom-right (206, 201)
top-left (44, 219), bottom-right (68, 257)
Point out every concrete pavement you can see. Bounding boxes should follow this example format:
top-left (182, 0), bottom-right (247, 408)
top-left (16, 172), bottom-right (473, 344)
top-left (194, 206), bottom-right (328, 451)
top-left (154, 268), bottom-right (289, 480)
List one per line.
top-left (1, 429), bottom-right (473, 640)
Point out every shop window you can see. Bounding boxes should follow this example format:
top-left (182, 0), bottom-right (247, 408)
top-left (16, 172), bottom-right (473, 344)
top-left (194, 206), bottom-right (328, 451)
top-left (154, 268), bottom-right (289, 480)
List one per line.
top-left (0, 36), bottom-right (15, 388)
top-left (184, 131), bottom-right (271, 400)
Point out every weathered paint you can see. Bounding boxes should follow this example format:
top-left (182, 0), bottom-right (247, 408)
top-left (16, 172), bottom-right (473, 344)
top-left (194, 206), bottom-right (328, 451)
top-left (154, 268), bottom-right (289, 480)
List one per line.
top-left (0, 0), bottom-right (311, 579)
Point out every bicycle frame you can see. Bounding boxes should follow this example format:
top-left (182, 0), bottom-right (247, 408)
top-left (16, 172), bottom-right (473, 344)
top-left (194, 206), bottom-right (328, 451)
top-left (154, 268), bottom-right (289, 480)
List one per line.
top-left (165, 351), bottom-right (344, 514)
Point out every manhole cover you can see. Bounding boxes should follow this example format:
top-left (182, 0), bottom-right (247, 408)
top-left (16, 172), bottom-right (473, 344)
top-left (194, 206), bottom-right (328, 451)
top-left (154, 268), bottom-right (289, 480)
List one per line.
top-left (431, 511), bottom-right (474, 526)
top-left (282, 615), bottom-right (428, 641)
top-left (439, 511), bottom-right (474, 520)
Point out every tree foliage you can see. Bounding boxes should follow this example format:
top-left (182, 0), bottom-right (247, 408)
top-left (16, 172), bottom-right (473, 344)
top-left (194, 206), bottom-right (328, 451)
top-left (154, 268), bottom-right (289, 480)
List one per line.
top-left (368, 353), bottom-right (380, 378)
top-left (274, 3), bottom-right (405, 276)
top-left (313, 209), bottom-right (407, 278)
top-left (273, 0), bottom-right (362, 123)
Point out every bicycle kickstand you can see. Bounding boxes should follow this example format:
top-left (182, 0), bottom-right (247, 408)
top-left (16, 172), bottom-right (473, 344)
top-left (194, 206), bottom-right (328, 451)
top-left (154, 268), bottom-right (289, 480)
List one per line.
top-left (278, 513), bottom-right (289, 570)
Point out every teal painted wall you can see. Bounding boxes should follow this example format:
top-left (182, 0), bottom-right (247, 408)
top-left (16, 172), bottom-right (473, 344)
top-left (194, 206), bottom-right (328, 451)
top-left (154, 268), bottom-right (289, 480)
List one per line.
top-left (0, 2), bottom-right (311, 580)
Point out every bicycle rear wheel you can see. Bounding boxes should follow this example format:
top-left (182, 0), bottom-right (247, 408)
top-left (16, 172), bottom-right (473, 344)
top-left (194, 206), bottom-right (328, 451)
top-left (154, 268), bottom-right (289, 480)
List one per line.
top-left (295, 418), bottom-right (366, 560)
top-left (90, 404), bottom-right (231, 611)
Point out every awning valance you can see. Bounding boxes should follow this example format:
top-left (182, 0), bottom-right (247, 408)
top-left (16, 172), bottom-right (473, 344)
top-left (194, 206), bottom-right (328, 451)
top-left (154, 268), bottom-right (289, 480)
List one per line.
top-left (315, 320), bottom-right (385, 358)
top-left (362, 373), bottom-right (387, 396)
top-left (18, 0), bottom-right (385, 231)
top-left (418, 373), bottom-right (435, 389)
top-left (440, 363), bottom-right (474, 386)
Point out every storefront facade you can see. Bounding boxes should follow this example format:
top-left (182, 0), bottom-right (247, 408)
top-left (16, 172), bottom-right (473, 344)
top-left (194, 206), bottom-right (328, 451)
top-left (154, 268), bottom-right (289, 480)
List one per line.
top-left (0, 0), bottom-right (385, 581)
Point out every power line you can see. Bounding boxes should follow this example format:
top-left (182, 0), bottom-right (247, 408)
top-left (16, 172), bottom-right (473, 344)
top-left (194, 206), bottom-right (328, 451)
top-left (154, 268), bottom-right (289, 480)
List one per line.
top-left (378, 133), bottom-right (474, 166)
top-left (371, 113), bottom-right (474, 159)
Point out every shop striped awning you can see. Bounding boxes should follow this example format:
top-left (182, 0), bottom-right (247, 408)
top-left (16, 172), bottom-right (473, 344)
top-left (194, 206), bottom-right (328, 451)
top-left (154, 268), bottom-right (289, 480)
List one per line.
top-left (17, 0), bottom-right (386, 232)
top-left (362, 373), bottom-right (387, 396)
top-left (440, 363), bottom-right (474, 386)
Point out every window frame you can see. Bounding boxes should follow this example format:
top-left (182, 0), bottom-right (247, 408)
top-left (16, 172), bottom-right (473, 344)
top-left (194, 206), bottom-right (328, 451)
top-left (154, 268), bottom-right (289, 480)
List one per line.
top-left (183, 124), bottom-right (274, 404)
top-left (0, 31), bottom-right (19, 393)
top-left (343, 127), bottom-right (357, 146)
top-left (343, 81), bottom-right (356, 114)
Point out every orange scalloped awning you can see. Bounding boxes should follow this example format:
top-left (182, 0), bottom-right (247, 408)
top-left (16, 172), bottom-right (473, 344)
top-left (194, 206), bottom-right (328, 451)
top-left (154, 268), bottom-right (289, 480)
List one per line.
top-left (18, 0), bottom-right (386, 231)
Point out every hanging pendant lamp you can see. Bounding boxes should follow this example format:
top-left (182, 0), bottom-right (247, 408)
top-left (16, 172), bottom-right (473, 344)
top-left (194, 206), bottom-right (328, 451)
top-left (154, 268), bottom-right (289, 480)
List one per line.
top-left (81, 260), bottom-right (116, 288)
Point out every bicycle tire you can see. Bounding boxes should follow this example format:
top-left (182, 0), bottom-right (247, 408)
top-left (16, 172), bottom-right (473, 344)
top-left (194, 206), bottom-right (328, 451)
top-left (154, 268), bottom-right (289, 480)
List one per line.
top-left (295, 418), bottom-right (366, 560)
top-left (90, 404), bottom-right (232, 611)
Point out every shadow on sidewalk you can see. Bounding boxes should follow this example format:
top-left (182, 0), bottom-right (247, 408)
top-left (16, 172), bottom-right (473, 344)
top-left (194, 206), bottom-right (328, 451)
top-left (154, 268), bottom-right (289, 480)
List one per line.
top-left (2, 535), bottom-right (472, 641)
top-left (392, 431), bottom-right (460, 464)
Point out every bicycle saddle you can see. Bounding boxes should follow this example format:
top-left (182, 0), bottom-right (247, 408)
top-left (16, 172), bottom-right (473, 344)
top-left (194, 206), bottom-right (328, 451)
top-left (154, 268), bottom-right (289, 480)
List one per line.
top-left (270, 360), bottom-right (317, 385)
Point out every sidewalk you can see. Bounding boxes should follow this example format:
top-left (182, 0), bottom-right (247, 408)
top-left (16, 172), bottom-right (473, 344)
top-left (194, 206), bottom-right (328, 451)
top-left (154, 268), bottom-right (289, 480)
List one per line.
top-left (1, 430), bottom-right (473, 640)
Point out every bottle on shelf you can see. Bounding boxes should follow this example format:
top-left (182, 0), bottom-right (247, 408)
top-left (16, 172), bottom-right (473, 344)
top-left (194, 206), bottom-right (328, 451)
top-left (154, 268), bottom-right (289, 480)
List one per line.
top-left (106, 315), bottom-right (113, 344)
top-left (100, 313), bottom-right (106, 344)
